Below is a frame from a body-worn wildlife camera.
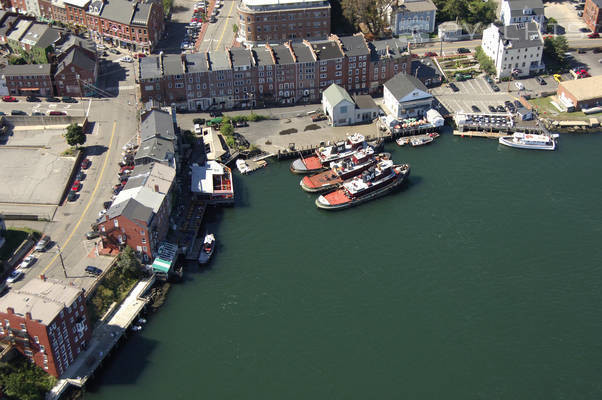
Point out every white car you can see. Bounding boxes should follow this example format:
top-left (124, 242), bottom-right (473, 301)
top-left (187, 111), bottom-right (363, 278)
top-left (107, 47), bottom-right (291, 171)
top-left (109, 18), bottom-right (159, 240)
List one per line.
top-left (98, 209), bottom-right (107, 218)
top-left (194, 123), bottom-right (202, 134)
top-left (6, 269), bottom-right (24, 284)
top-left (120, 56), bottom-right (134, 63)
top-left (19, 255), bottom-right (36, 269)
top-left (515, 81), bottom-right (524, 90)
top-left (97, 44), bottom-right (106, 50)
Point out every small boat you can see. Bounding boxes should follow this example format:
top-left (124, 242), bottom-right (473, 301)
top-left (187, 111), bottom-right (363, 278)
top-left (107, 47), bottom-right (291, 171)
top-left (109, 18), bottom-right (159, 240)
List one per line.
top-left (137, 318), bottom-right (147, 324)
top-left (198, 233), bottom-right (215, 265)
top-left (315, 160), bottom-right (411, 210)
top-left (498, 132), bottom-right (556, 150)
top-left (290, 133), bottom-right (368, 174)
top-left (300, 149), bottom-right (390, 193)
top-left (236, 159), bottom-right (250, 174)
top-left (396, 137), bottom-right (410, 146)
top-left (131, 325), bottom-right (142, 331)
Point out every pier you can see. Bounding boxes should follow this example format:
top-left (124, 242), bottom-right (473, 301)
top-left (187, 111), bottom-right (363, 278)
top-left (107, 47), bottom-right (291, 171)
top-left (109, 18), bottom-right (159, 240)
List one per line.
top-left (453, 130), bottom-right (505, 138)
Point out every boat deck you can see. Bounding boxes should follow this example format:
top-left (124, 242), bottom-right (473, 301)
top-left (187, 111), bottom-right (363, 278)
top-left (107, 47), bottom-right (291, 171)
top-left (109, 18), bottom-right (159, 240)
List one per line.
top-left (323, 190), bottom-right (351, 205)
top-left (302, 171), bottom-right (341, 188)
top-left (302, 156), bottom-right (322, 171)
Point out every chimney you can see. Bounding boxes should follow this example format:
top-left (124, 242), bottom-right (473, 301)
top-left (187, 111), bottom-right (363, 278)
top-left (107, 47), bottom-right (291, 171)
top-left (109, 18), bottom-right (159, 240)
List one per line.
top-left (7, 307), bottom-right (14, 314)
top-left (26, 312), bottom-right (32, 320)
top-left (154, 184), bottom-right (159, 192)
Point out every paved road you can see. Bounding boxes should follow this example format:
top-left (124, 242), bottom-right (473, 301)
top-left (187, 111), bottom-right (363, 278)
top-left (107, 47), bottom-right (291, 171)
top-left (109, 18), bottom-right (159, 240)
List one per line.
top-left (198, 0), bottom-right (237, 52)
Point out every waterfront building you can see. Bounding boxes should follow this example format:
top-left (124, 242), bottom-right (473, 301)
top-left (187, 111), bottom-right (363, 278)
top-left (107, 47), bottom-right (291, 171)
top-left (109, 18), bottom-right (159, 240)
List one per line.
top-left (138, 35), bottom-right (410, 111)
top-left (383, 73), bottom-right (433, 119)
top-left (0, 278), bottom-right (91, 377)
top-left (584, 0), bottom-right (602, 33)
top-left (190, 161), bottom-right (234, 205)
top-left (321, 83), bottom-right (378, 126)
top-left (200, 126), bottom-right (228, 162)
top-left (387, 0), bottom-right (437, 35)
top-left (98, 162), bottom-right (176, 260)
top-left (236, 0), bottom-right (330, 45)
top-left (480, 22), bottom-right (544, 79)
top-left (557, 75), bottom-right (602, 110)
top-left (499, 0), bottom-right (544, 30)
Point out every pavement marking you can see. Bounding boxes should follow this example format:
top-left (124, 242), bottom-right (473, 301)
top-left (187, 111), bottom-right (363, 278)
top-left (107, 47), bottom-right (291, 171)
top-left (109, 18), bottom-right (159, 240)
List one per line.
top-left (41, 121), bottom-right (117, 275)
top-left (86, 99), bottom-right (92, 117)
top-left (214, 0), bottom-right (235, 50)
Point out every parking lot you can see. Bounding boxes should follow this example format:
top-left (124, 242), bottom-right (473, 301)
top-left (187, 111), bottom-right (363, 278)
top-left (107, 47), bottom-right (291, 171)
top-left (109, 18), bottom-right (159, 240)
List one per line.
top-left (545, 1), bottom-right (589, 39)
top-left (568, 49), bottom-right (602, 76)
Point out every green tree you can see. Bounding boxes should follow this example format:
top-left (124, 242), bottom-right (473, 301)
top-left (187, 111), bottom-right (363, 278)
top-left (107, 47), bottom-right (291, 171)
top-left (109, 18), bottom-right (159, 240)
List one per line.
top-left (162, 0), bottom-right (173, 15)
top-left (233, 24), bottom-right (238, 33)
top-left (341, 0), bottom-right (394, 36)
top-left (475, 46), bottom-right (496, 76)
top-left (220, 121), bottom-right (234, 137)
top-left (0, 358), bottom-right (56, 400)
top-left (544, 36), bottom-right (569, 62)
top-left (116, 246), bottom-right (142, 279)
top-left (64, 123), bottom-right (86, 147)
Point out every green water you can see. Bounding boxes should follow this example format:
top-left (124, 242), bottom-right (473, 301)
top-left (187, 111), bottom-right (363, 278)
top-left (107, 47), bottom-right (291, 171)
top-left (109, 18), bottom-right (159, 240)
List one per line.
top-left (86, 132), bottom-right (602, 399)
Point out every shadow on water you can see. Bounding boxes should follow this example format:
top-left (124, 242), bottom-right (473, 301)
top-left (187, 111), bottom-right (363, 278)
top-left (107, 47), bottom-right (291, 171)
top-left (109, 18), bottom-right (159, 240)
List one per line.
top-left (85, 335), bottom-right (159, 389)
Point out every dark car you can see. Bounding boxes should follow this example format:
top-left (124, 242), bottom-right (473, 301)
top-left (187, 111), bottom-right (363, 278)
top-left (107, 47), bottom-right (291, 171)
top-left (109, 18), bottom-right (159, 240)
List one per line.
top-left (513, 100), bottom-right (522, 109)
top-left (10, 110), bottom-right (26, 115)
top-left (26, 95), bottom-right (40, 102)
top-left (488, 105), bottom-right (496, 113)
top-left (45, 96), bottom-right (60, 102)
top-left (484, 75), bottom-right (493, 84)
top-left (81, 158), bottom-right (91, 169)
top-left (496, 105), bottom-right (506, 113)
top-left (594, 47), bottom-right (602, 53)
top-left (32, 112), bottom-right (45, 116)
top-left (535, 76), bottom-right (547, 85)
top-left (85, 231), bottom-right (100, 239)
top-left (209, 111), bottom-right (222, 117)
top-left (491, 84), bottom-right (500, 92)
top-left (85, 266), bottom-right (103, 276)
top-left (76, 171), bottom-right (86, 180)
top-left (457, 47), bottom-right (471, 54)
top-left (449, 82), bottom-right (459, 92)
top-left (67, 190), bottom-right (77, 202)
top-left (62, 96), bottom-right (77, 103)
top-left (471, 105), bottom-right (481, 113)
top-left (103, 201), bottom-right (112, 209)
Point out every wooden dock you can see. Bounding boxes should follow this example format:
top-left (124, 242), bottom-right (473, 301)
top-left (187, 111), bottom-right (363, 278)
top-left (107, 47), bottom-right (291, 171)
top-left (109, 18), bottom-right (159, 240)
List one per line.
top-left (453, 130), bottom-right (505, 138)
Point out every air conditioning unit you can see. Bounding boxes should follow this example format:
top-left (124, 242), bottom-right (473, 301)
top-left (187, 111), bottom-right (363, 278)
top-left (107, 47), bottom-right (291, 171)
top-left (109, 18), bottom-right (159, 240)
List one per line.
top-left (303, 89), bottom-right (309, 96)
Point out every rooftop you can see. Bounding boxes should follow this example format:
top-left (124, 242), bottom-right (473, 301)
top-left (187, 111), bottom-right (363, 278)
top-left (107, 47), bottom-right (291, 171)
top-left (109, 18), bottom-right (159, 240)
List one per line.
top-left (139, 55), bottom-right (162, 79)
top-left (1, 63), bottom-right (52, 76)
top-left (323, 83), bottom-right (354, 106)
top-left (140, 109), bottom-right (176, 142)
top-left (253, 47), bottom-right (276, 66)
top-left (393, 0), bottom-right (437, 12)
top-left (242, 0), bottom-right (326, 6)
top-left (559, 75), bottom-right (602, 102)
top-left (311, 40), bottom-right (344, 60)
top-left (506, 0), bottom-right (544, 13)
top-left (99, 0), bottom-right (135, 25)
top-left (123, 162), bottom-right (176, 193)
top-left (7, 19), bottom-right (33, 41)
top-left (163, 54), bottom-right (184, 76)
top-left (290, 42), bottom-right (315, 63)
top-left (353, 94), bottom-right (378, 110)
top-left (135, 137), bottom-right (175, 165)
top-left (338, 34), bottom-right (369, 57)
top-left (201, 127), bottom-right (227, 161)
top-left (230, 47), bottom-right (253, 67)
top-left (185, 53), bottom-right (209, 73)
top-left (270, 44), bottom-right (295, 64)
top-left (106, 197), bottom-right (153, 223)
top-left (0, 279), bottom-right (83, 325)
top-left (113, 186), bottom-right (164, 213)
top-left (131, 2), bottom-right (152, 25)
top-left (190, 161), bottom-right (232, 195)
top-left (56, 47), bottom-right (96, 75)
top-left (496, 22), bottom-right (543, 49)
top-left (208, 51), bottom-right (231, 70)
top-left (20, 23), bottom-right (49, 46)
top-left (63, 0), bottom-right (91, 7)
top-left (384, 73), bottom-right (429, 99)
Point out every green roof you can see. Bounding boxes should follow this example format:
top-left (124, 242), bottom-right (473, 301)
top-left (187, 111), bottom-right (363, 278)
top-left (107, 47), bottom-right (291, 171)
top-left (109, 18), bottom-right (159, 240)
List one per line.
top-left (323, 84), bottom-right (354, 106)
top-left (151, 242), bottom-right (178, 274)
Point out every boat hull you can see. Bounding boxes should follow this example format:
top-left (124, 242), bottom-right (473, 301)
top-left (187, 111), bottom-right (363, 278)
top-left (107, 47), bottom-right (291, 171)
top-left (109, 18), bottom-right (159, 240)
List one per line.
top-left (315, 166), bottom-right (411, 210)
top-left (198, 248), bottom-right (214, 264)
top-left (498, 136), bottom-right (555, 150)
top-left (290, 156), bottom-right (328, 174)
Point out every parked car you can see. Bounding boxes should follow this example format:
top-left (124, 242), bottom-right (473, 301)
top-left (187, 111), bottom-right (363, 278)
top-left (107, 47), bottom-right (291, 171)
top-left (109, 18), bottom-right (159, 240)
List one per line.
top-left (26, 95), bottom-right (40, 102)
top-left (471, 105), bottom-right (481, 113)
top-left (109, 48), bottom-right (120, 54)
top-left (234, 120), bottom-right (249, 127)
top-left (19, 255), bottom-right (36, 269)
top-left (2, 96), bottom-right (17, 102)
top-left (6, 269), bottom-right (24, 284)
top-left (209, 111), bottom-right (223, 117)
top-left (457, 47), bottom-right (470, 54)
top-left (76, 170), bottom-right (86, 180)
top-left (311, 113), bottom-right (327, 122)
top-left (424, 51), bottom-right (438, 57)
top-left (72, 180), bottom-right (82, 191)
top-left (496, 105), bottom-right (506, 113)
top-left (35, 236), bottom-right (50, 252)
top-left (194, 123), bottom-right (202, 134)
top-left (535, 76), bottom-right (547, 85)
top-left (491, 84), bottom-right (500, 92)
top-left (45, 96), bottom-right (60, 102)
top-left (514, 81), bottom-right (525, 90)
top-left (61, 96), bottom-right (77, 103)
top-left (120, 56), bottom-right (134, 63)
top-left (48, 110), bottom-right (67, 116)
top-left (11, 110), bottom-right (26, 115)
top-left (67, 190), bottom-right (77, 202)
top-left (81, 158), bottom-right (91, 169)
top-left (31, 112), bottom-right (45, 116)
top-left (85, 266), bottom-right (103, 276)
top-left (449, 82), bottom-right (459, 92)
top-left (513, 100), bottom-right (522, 109)
top-left (488, 105), bottom-right (496, 113)
top-left (103, 201), bottom-right (112, 209)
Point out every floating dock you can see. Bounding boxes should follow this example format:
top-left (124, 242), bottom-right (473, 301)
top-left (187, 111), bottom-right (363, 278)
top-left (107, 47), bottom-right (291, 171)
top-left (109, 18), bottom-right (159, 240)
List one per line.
top-left (453, 130), bottom-right (505, 138)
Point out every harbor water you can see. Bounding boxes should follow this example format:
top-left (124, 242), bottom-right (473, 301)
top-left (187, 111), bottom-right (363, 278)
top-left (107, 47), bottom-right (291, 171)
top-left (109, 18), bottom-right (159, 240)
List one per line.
top-left (86, 132), bottom-right (602, 399)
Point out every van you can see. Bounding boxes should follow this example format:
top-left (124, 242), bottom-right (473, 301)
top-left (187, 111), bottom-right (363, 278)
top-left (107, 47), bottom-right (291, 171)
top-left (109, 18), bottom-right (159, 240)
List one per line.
top-left (514, 81), bottom-right (524, 90)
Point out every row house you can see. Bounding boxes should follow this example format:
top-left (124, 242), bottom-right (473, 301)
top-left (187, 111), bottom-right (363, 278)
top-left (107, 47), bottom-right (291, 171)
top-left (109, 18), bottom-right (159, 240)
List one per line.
top-left (0, 63), bottom-right (53, 96)
top-left (54, 45), bottom-right (98, 96)
top-left (584, 0), bottom-right (602, 33)
top-left (138, 35), bottom-right (411, 111)
top-left (0, 278), bottom-right (91, 377)
top-left (98, 161), bottom-right (176, 260)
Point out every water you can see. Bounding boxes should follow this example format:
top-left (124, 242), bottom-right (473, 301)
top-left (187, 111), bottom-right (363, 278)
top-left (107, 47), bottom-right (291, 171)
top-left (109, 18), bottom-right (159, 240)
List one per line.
top-left (85, 132), bottom-right (602, 399)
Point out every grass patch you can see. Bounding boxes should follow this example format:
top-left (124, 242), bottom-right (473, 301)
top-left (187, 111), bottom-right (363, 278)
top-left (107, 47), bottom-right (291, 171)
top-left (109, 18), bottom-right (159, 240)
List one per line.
top-left (0, 228), bottom-right (38, 261)
top-left (87, 266), bottom-right (138, 324)
top-left (529, 96), bottom-right (602, 121)
top-left (304, 124), bottom-right (321, 131)
top-left (61, 147), bottom-right (77, 157)
top-left (279, 128), bottom-right (298, 135)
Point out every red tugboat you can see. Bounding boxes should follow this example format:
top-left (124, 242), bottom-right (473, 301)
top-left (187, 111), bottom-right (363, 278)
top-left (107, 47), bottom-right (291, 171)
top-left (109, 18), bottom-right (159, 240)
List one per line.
top-left (290, 133), bottom-right (368, 174)
top-left (315, 160), bottom-right (411, 210)
top-left (300, 148), bottom-right (390, 193)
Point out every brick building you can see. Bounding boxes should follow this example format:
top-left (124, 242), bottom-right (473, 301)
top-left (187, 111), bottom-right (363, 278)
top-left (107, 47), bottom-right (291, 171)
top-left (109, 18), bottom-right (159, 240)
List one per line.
top-left (98, 162), bottom-right (175, 260)
top-left (0, 63), bottom-right (53, 96)
top-left (0, 278), bottom-right (91, 377)
top-left (557, 75), bottom-right (602, 110)
top-left (237, 0), bottom-right (330, 45)
top-left (54, 45), bottom-right (98, 96)
top-left (584, 0), bottom-right (602, 33)
top-left (138, 34), bottom-right (410, 111)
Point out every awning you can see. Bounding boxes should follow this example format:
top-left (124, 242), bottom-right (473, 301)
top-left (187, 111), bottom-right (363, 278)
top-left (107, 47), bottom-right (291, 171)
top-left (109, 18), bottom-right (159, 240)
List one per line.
top-left (151, 257), bottom-right (171, 274)
top-left (20, 87), bottom-right (40, 91)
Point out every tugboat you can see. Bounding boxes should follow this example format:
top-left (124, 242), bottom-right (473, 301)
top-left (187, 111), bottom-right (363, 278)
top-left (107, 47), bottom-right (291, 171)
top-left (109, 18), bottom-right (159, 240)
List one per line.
top-left (198, 233), bottom-right (215, 265)
top-left (290, 133), bottom-right (368, 174)
top-left (498, 132), bottom-right (557, 150)
top-left (315, 160), bottom-right (411, 210)
top-left (300, 148), bottom-right (390, 193)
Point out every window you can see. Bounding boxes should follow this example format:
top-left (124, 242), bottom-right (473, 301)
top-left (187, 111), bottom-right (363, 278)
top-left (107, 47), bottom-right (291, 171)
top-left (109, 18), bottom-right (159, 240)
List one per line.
top-left (114, 220), bottom-right (119, 227)
top-left (340, 105), bottom-right (347, 113)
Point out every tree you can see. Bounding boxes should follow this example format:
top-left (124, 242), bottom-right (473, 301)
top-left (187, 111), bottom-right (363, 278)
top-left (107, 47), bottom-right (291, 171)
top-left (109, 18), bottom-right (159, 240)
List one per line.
top-left (0, 358), bottom-right (56, 400)
top-left (341, 0), bottom-right (394, 36)
top-left (544, 35), bottom-right (569, 62)
top-left (64, 123), bottom-right (86, 147)
top-left (232, 24), bottom-right (238, 33)
top-left (116, 246), bottom-right (142, 279)
top-left (475, 46), bottom-right (495, 76)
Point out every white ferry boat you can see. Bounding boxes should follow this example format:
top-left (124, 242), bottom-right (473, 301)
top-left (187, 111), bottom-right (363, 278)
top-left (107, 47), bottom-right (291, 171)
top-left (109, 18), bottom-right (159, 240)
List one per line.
top-left (498, 132), bottom-right (557, 151)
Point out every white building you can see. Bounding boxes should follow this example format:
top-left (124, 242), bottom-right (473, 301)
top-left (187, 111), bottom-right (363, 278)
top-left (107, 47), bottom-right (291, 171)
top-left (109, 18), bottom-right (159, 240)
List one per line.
top-left (387, 0), bottom-right (437, 34)
top-left (383, 73), bottom-right (433, 119)
top-left (481, 22), bottom-right (545, 79)
top-left (321, 84), bottom-right (379, 126)
top-left (499, 0), bottom-right (544, 29)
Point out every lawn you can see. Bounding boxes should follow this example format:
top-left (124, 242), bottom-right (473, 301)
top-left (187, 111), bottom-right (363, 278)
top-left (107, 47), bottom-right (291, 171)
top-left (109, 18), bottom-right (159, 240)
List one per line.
top-left (0, 228), bottom-right (37, 261)
top-left (529, 96), bottom-right (602, 121)
top-left (87, 266), bottom-right (139, 325)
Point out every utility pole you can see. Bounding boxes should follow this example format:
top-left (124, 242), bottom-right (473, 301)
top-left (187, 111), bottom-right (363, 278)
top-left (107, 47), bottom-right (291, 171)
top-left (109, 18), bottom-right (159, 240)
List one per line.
top-left (56, 244), bottom-right (68, 278)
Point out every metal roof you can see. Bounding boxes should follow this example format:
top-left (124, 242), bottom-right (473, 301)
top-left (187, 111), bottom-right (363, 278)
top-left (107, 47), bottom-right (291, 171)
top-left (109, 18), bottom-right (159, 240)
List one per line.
top-left (140, 109), bottom-right (176, 142)
top-left (139, 55), bottom-right (162, 79)
top-left (1, 63), bottom-right (52, 76)
top-left (322, 83), bottom-right (354, 106)
top-left (384, 73), bottom-right (429, 99)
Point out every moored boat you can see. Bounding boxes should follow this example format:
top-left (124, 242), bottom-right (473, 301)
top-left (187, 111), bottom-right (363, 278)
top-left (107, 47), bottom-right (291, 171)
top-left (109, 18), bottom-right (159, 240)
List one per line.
top-left (315, 161), bottom-right (411, 210)
top-left (290, 133), bottom-right (367, 174)
top-left (300, 149), bottom-right (390, 193)
top-left (236, 159), bottom-right (250, 174)
top-left (498, 132), bottom-right (556, 150)
top-left (198, 233), bottom-right (215, 264)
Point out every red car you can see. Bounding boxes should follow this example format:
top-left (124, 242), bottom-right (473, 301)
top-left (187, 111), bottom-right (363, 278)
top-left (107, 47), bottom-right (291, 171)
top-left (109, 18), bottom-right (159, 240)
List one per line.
top-left (72, 180), bottom-right (82, 191)
top-left (48, 111), bottom-right (66, 116)
top-left (119, 165), bottom-right (134, 174)
top-left (588, 32), bottom-right (600, 39)
top-left (424, 52), bottom-right (438, 57)
top-left (81, 158), bottom-right (91, 169)
top-left (2, 95), bottom-right (17, 102)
